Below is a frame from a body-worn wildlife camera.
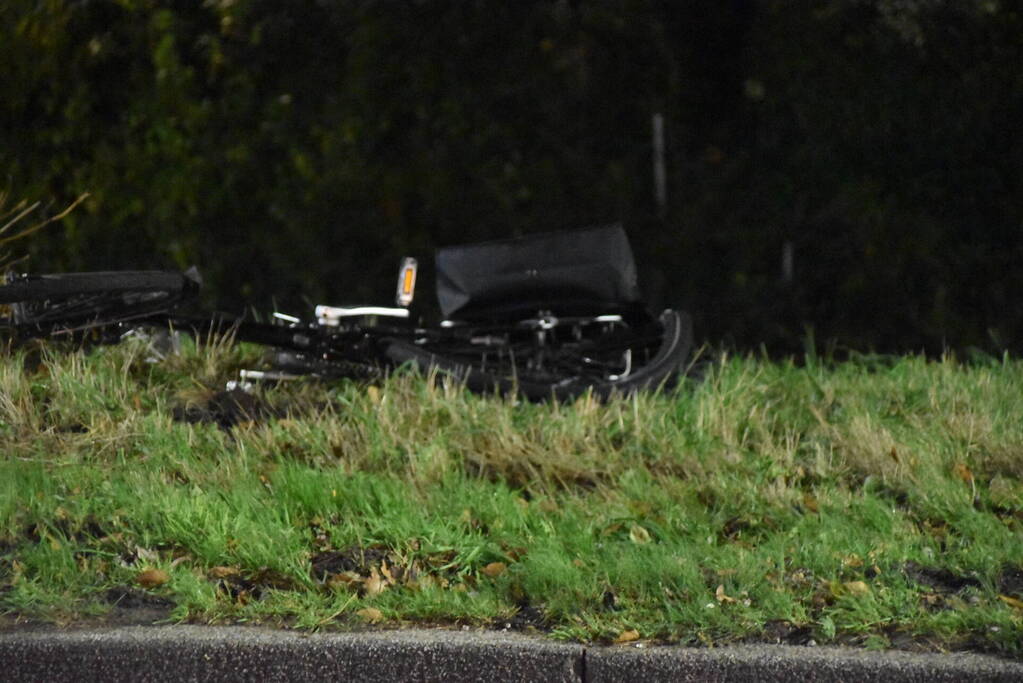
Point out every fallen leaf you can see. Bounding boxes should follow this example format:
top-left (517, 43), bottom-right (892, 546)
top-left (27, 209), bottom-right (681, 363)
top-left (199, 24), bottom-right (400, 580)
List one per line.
top-left (504, 546), bottom-right (528, 562)
top-left (482, 562), bottom-right (507, 578)
top-left (366, 386), bottom-right (381, 403)
top-left (136, 568), bottom-right (170, 589)
top-left (356, 607), bottom-right (384, 623)
top-left (327, 572), bottom-right (361, 590)
top-left (999, 595), bottom-right (1023, 610)
top-left (842, 554), bottom-right (864, 568)
top-left (629, 524), bottom-right (651, 544)
top-left (134, 545), bottom-right (160, 563)
top-left (952, 462), bottom-right (974, 485)
top-left (364, 570), bottom-right (387, 597)
top-left (209, 566), bottom-right (240, 579)
top-left (802, 493), bottom-right (819, 513)
top-left (170, 554), bottom-right (192, 569)
top-left (614, 629), bottom-right (640, 643)
top-left (715, 584), bottom-right (736, 603)
top-left (843, 580), bottom-right (870, 596)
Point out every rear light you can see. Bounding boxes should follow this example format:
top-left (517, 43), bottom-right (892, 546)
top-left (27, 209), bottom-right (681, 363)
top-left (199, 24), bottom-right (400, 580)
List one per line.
top-left (396, 257), bottom-right (417, 306)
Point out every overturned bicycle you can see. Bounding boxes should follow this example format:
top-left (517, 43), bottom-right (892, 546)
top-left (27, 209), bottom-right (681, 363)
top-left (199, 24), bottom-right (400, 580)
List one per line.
top-left (1, 225), bottom-right (693, 401)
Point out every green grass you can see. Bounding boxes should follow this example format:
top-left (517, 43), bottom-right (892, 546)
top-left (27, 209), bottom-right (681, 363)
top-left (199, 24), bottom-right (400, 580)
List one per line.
top-left (1, 336), bottom-right (1021, 655)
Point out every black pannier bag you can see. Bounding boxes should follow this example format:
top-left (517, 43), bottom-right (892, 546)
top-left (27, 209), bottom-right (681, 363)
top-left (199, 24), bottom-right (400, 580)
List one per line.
top-left (435, 224), bottom-right (642, 321)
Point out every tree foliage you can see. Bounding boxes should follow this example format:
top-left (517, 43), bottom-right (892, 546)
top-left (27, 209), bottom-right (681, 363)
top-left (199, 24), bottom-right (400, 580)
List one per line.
top-left (2, 0), bottom-right (1020, 353)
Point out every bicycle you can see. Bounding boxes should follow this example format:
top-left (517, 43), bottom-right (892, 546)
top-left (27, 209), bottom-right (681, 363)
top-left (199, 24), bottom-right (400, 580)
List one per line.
top-left (1, 225), bottom-right (693, 400)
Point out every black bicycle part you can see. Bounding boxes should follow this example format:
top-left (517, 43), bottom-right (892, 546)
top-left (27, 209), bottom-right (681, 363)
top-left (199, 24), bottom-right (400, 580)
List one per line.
top-left (167, 314), bottom-right (398, 382)
top-left (385, 309), bottom-right (692, 401)
top-left (0, 269), bottom-right (200, 339)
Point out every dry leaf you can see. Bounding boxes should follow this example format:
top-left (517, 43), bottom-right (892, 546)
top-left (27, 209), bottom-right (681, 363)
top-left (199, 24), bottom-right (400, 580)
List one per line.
top-left (715, 584), bottom-right (736, 603)
top-left (366, 386), bottom-right (381, 403)
top-left (842, 554), bottom-right (864, 568)
top-left (614, 629), bottom-right (640, 643)
top-left (952, 462), bottom-right (974, 485)
top-left (134, 545), bottom-right (160, 563)
top-left (136, 568), bottom-right (170, 589)
top-left (208, 566), bottom-right (240, 579)
top-left (482, 562), bottom-right (507, 578)
top-left (802, 493), bottom-right (819, 513)
top-left (843, 580), bottom-right (870, 596)
top-left (505, 546), bottom-right (528, 562)
top-left (364, 571), bottom-right (387, 597)
top-left (629, 524), bottom-right (651, 544)
top-left (356, 607), bottom-right (384, 623)
top-left (170, 554), bottom-right (192, 569)
top-left (999, 595), bottom-right (1023, 610)
top-left (415, 574), bottom-right (438, 591)
top-left (327, 572), bottom-right (361, 589)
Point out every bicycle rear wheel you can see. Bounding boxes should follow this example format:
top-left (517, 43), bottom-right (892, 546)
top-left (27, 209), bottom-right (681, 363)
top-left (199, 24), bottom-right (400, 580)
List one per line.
top-left (385, 309), bottom-right (692, 401)
top-left (0, 269), bottom-right (200, 340)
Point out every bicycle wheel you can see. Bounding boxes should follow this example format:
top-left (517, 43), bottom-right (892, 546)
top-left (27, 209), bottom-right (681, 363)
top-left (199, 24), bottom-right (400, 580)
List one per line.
top-left (0, 269), bottom-right (200, 339)
top-left (385, 309), bottom-right (693, 401)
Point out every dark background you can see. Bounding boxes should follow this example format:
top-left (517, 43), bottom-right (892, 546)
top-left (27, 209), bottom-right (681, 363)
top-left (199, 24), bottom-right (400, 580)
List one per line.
top-left (3, 1), bottom-right (1020, 355)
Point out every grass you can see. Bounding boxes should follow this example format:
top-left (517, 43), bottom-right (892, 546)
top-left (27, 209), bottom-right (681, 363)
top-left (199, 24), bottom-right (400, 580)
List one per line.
top-left (1, 335), bottom-right (1021, 655)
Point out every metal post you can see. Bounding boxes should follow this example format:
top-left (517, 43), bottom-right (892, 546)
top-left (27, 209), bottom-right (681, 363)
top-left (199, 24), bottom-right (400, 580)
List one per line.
top-left (652, 112), bottom-right (667, 216)
top-left (782, 241), bottom-right (794, 283)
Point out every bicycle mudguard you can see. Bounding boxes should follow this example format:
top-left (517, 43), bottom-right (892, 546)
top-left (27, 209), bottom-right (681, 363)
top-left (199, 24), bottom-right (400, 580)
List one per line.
top-left (589, 309), bottom-right (693, 399)
top-left (435, 224), bottom-right (642, 321)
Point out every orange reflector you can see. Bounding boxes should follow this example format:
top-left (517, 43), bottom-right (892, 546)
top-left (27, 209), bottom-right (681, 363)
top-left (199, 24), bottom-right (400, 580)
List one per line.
top-left (396, 257), bottom-right (417, 306)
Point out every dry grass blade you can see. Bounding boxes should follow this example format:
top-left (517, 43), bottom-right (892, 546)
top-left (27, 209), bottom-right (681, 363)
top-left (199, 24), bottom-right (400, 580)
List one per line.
top-left (0, 201), bottom-right (40, 236)
top-left (0, 193), bottom-right (89, 246)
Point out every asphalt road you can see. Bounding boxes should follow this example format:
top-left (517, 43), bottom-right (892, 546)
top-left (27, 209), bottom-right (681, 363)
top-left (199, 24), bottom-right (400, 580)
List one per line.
top-left (1, 625), bottom-right (1022, 682)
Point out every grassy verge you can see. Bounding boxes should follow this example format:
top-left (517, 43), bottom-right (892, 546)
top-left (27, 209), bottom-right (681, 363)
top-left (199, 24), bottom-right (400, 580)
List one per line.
top-left (1, 337), bottom-right (1021, 654)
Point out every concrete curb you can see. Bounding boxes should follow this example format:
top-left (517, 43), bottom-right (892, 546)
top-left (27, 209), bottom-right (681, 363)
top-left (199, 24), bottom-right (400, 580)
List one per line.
top-left (586, 642), bottom-right (1023, 682)
top-left (1, 626), bottom-right (1021, 682)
